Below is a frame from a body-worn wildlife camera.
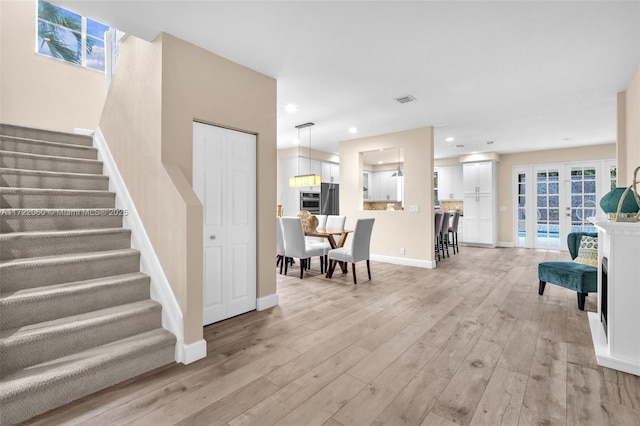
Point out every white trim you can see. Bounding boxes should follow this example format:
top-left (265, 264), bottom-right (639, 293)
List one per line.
top-left (497, 241), bottom-right (514, 248)
top-left (177, 339), bottom-right (207, 365)
top-left (94, 128), bottom-right (202, 364)
top-left (370, 254), bottom-right (435, 269)
top-left (74, 128), bottom-right (95, 136)
top-left (257, 293), bottom-right (279, 311)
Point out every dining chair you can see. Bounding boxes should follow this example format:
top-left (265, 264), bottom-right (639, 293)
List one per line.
top-left (326, 218), bottom-right (375, 284)
top-left (281, 217), bottom-right (326, 278)
top-left (315, 215), bottom-right (346, 270)
top-left (276, 217), bottom-right (292, 274)
top-left (434, 212), bottom-right (443, 261)
top-left (305, 214), bottom-right (328, 272)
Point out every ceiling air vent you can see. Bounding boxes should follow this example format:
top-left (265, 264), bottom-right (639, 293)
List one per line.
top-left (394, 95), bottom-right (416, 104)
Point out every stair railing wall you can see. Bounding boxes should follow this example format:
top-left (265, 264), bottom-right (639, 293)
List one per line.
top-left (94, 128), bottom-right (206, 364)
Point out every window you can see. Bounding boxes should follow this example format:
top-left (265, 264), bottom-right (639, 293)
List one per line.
top-left (36, 0), bottom-right (109, 71)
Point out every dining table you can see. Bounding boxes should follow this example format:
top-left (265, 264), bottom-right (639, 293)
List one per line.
top-left (304, 228), bottom-right (353, 275)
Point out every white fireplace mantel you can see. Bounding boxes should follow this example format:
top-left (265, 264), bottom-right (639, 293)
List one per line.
top-left (588, 217), bottom-right (640, 376)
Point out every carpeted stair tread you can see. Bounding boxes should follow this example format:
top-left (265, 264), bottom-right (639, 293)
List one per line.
top-left (0, 135), bottom-right (98, 160)
top-left (0, 187), bottom-right (116, 209)
top-left (0, 124), bottom-right (94, 147)
top-left (0, 328), bottom-right (175, 405)
top-left (0, 272), bottom-right (150, 330)
top-left (0, 248), bottom-right (141, 292)
top-left (0, 150), bottom-right (103, 174)
top-left (0, 300), bottom-right (163, 374)
top-left (0, 228), bottom-right (131, 260)
top-left (0, 208), bottom-right (123, 233)
top-left (0, 123), bottom-right (176, 424)
top-left (0, 167), bottom-right (109, 190)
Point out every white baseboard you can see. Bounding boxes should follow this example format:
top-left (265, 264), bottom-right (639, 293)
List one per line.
top-left (177, 339), bottom-right (207, 365)
top-left (497, 241), bottom-right (514, 248)
top-left (94, 128), bottom-right (203, 365)
top-left (257, 293), bottom-right (279, 311)
top-left (370, 254), bottom-right (436, 269)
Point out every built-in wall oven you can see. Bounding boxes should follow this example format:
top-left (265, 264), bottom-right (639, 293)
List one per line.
top-left (300, 191), bottom-right (321, 214)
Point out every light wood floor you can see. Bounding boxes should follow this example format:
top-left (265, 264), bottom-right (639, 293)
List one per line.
top-left (24, 246), bottom-right (640, 426)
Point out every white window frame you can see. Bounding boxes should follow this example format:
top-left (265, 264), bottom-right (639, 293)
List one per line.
top-left (35, 0), bottom-right (108, 72)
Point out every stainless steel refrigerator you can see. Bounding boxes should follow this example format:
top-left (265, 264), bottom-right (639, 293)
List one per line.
top-left (320, 183), bottom-right (339, 215)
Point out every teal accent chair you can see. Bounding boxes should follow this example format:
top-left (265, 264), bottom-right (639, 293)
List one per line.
top-left (538, 232), bottom-right (598, 310)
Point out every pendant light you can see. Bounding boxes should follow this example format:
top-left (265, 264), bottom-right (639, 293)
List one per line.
top-left (289, 122), bottom-right (321, 187)
top-left (391, 147), bottom-right (404, 178)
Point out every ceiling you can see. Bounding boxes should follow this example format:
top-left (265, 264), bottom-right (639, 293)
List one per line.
top-left (57, 1), bottom-right (640, 159)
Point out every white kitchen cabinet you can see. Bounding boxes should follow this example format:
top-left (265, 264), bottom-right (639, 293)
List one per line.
top-left (462, 161), bottom-right (496, 246)
top-left (436, 165), bottom-right (464, 200)
top-left (322, 161), bottom-right (340, 183)
top-left (453, 165), bottom-right (464, 199)
top-left (365, 171), bottom-right (401, 201)
top-left (463, 162), bottom-right (493, 194)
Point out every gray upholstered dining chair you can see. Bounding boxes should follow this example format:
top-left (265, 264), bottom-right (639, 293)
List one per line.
top-left (275, 217), bottom-right (289, 274)
top-left (326, 218), bottom-right (374, 284)
top-left (314, 215), bottom-right (346, 272)
top-left (281, 217), bottom-right (326, 278)
top-left (305, 214), bottom-right (328, 272)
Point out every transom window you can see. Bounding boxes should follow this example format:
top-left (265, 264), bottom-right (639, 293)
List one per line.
top-left (36, 0), bottom-right (109, 71)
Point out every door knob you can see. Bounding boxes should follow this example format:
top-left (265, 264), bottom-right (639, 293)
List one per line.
top-left (210, 235), bottom-right (216, 240)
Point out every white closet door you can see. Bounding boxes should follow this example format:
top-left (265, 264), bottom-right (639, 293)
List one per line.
top-left (193, 122), bottom-right (256, 325)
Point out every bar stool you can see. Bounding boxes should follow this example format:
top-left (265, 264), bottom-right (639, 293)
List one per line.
top-left (440, 211), bottom-right (450, 259)
top-left (434, 212), bottom-right (444, 261)
top-left (448, 211), bottom-right (460, 254)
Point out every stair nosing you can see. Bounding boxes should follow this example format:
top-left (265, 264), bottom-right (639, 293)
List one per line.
top-left (0, 167), bottom-right (109, 180)
top-left (0, 228), bottom-right (130, 241)
top-left (0, 135), bottom-right (97, 152)
top-left (0, 125), bottom-right (93, 146)
top-left (0, 299), bottom-right (160, 343)
top-left (0, 248), bottom-right (140, 269)
top-left (0, 149), bottom-right (103, 165)
top-left (0, 329), bottom-right (175, 397)
top-left (0, 187), bottom-right (115, 197)
top-left (0, 272), bottom-right (148, 302)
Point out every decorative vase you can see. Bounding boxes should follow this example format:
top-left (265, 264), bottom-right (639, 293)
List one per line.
top-left (599, 187), bottom-right (640, 220)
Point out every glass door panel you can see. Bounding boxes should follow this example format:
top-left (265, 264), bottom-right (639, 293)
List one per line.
top-left (535, 168), bottom-right (561, 249)
top-left (568, 166), bottom-right (597, 234)
top-left (517, 172), bottom-right (527, 247)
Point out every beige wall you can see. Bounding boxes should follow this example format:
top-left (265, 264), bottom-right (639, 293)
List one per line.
top-left (0, 1), bottom-right (105, 132)
top-left (618, 66), bottom-right (640, 186)
top-left (160, 33), bottom-right (277, 301)
top-left (340, 127), bottom-right (434, 263)
top-left (99, 33), bottom-right (276, 345)
top-left (497, 144), bottom-right (616, 244)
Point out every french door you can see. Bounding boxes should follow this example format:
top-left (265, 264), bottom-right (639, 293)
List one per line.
top-left (514, 160), bottom-right (615, 250)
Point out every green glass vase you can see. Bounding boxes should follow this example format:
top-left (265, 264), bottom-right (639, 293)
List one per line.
top-left (599, 187), bottom-right (640, 219)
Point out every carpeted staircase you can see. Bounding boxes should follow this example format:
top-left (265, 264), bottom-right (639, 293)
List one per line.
top-left (0, 124), bottom-right (176, 425)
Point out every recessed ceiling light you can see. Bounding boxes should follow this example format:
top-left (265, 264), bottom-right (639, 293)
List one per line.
top-left (379, 149), bottom-right (384, 151)
top-left (284, 104), bottom-right (297, 113)
top-left (471, 151), bottom-right (478, 154)
top-left (378, 161), bottom-right (384, 164)
top-left (486, 141), bottom-right (494, 145)
top-left (348, 127), bottom-right (358, 134)
top-left (455, 144), bottom-right (464, 148)
top-left (445, 137), bottom-right (455, 142)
